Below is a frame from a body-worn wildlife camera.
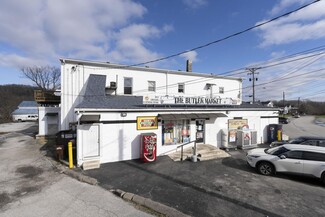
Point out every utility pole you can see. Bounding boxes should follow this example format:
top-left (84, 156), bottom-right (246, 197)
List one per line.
top-left (247, 68), bottom-right (260, 104)
top-left (283, 92), bottom-right (285, 108)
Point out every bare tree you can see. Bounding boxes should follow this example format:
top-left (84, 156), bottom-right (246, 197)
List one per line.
top-left (21, 66), bottom-right (60, 90)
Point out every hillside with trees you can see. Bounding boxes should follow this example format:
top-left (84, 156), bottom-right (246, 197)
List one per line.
top-left (0, 85), bottom-right (37, 123)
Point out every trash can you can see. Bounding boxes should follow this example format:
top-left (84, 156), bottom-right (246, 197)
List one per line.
top-left (56, 130), bottom-right (77, 161)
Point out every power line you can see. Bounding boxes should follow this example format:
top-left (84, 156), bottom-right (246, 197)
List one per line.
top-left (64, 42), bottom-right (325, 99)
top-left (128, 0), bottom-right (321, 67)
top-left (252, 53), bottom-right (325, 90)
top-left (286, 88), bottom-right (325, 100)
top-left (193, 67), bottom-right (325, 99)
top-left (233, 68), bottom-right (324, 94)
top-left (79, 45), bottom-right (325, 97)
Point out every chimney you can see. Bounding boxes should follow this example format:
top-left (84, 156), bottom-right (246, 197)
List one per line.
top-left (186, 60), bottom-right (192, 72)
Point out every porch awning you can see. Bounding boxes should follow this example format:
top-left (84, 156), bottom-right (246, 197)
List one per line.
top-left (79, 114), bottom-right (100, 123)
top-left (158, 113), bottom-right (227, 120)
top-left (45, 112), bottom-right (58, 116)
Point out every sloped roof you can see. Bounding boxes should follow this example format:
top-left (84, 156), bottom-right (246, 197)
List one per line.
top-left (12, 109), bottom-right (38, 115)
top-left (77, 95), bottom-right (144, 109)
top-left (18, 101), bottom-right (38, 108)
top-left (61, 58), bottom-right (242, 81)
top-left (76, 74), bottom-right (144, 109)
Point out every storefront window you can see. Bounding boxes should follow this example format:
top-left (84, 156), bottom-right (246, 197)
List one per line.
top-left (162, 119), bottom-right (191, 145)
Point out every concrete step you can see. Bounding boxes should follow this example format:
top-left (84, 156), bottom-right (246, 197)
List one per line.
top-left (168, 144), bottom-right (230, 162)
top-left (82, 159), bottom-right (101, 170)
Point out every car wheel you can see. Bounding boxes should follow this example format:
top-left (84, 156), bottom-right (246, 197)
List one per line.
top-left (257, 162), bottom-right (274, 176)
top-left (321, 172), bottom-right (325, 185)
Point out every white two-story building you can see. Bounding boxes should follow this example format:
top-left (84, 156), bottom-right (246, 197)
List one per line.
top-left (60, 58), bottom-right (278, 167)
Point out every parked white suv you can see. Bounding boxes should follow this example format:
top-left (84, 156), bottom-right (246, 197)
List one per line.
top-left (246, 144), bottom-right (325, 184)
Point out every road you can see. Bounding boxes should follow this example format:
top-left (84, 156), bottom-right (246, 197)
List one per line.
top-left (282, 115), bottom-right (325, 138)
top-left (0, 122), bottom-right (153, 217)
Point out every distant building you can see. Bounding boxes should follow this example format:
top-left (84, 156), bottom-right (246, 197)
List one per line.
top-left (12, 101), bottom-right (38, 121)
top-left (260, 101), bottom-right (274, 108)
top-left (34, 90), bottom-right (60, 137)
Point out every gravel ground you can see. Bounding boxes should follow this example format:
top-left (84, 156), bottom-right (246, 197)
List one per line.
top-left (0, 122), bottom-right (37, 133)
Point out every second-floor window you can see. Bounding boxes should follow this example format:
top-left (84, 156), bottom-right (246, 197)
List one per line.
top-left (219, 87), bottom-right (224, 94)
top-left (124, 77), bottom-right (133, 94)
top-left (148, 81), bottom-right (156, 92)
top-left (178, 83), bottom-right (185, 93)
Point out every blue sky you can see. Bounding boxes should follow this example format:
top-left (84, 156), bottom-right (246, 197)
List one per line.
top-left (0, 0), bottom-right (324, 102)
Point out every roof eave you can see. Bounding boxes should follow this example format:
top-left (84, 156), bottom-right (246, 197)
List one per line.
top-left (60, 58), bottom-right (242, 81)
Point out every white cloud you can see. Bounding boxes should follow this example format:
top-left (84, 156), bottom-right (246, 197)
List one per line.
top-left (180, 51), bottom-right (198, 62)
top-left (0, 0), bottom-right (170, 68)
top-left (0, 53), bottom-right (47, 68)
top-left (260, 20), bottom-right (325, 46)
top-left (108, 24), bottom-right (172, 65)
top-left (270, 51), bottom-right (286, 59)
top-left (269, 0), bottom-right (310, 15)
top-left (257, 0), bottom-right (325, 47)
top-left (182, 0), bottom-right (207, 9)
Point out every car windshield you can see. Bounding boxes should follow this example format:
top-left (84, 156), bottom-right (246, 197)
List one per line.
top-left (288, 138), bottom-right (305, 144)
top-left (265, 146), bottom-right (289, 155)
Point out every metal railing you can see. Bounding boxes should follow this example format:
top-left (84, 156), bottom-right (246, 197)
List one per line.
top-left (34, 90), bottom-right (60, 104)
top-left (177, 139), bottom-right (198, 161)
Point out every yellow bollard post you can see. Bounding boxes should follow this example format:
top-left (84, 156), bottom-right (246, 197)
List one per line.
top-left (277, 130), bottom-right (282, 141)
top-left (68, 141), bottom-right (73, 169)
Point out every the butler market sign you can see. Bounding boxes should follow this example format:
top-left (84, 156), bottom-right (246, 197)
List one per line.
top-left (143, 95), bottom-right (239, 105)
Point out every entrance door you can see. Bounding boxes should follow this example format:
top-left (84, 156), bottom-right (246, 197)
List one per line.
top-left (196, 120), bottom-right (205, 143)
top-left (82, 124), bottom-right (100, 158)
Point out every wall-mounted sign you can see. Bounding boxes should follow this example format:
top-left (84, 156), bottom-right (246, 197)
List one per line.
top-left (228, 119), bottom-right (248, 130)
top-left (143, 95), bottom-right (239, 105)
top-left (229, 130), bottom-right (237, 142)
top-left (137, 116), bottom-right (158, 130)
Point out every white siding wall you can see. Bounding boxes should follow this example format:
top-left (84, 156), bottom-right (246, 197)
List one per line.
top-left (76, 110), bottom-right (276, 165)
top-left (228, 110), bottom-right (278, 144)
top-left (38, 107), bottom-right (60, 136)
top-left (61, 62), bottom-right (242, 130)
top-left (61, 64), bottom-right (87, 130)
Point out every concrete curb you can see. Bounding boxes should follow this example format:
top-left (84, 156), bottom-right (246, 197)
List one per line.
top-left (36, 137), bottom-right (98, 186)
top-left (43, 155), bottom-right (98, 186)
top-left (112, 189), bottom-right (191, 217)
top-left (45, 156), bottom-right (189, 216)
top-left (36, 139), bottom-right (188, 216)
top-left (61, 166), bottom-right (98, 185)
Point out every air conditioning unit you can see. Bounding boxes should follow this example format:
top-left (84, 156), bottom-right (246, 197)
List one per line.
top-left (110, 82), bottom-right (117, 89)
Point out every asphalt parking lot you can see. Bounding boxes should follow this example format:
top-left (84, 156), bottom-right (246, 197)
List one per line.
top-left (83, 116), bottom-right (325, 217)
top-left (83, 148), bottom-right (325, 217)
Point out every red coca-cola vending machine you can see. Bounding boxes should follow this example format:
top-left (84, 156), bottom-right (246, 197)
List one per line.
top-left (140, 133), bottom-right (157, 162)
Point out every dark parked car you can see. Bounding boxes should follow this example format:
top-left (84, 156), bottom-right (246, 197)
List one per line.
top-left (279, 117), bottom-right (289, 124)
top-left (270, 136), bottom-right (325, 148)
